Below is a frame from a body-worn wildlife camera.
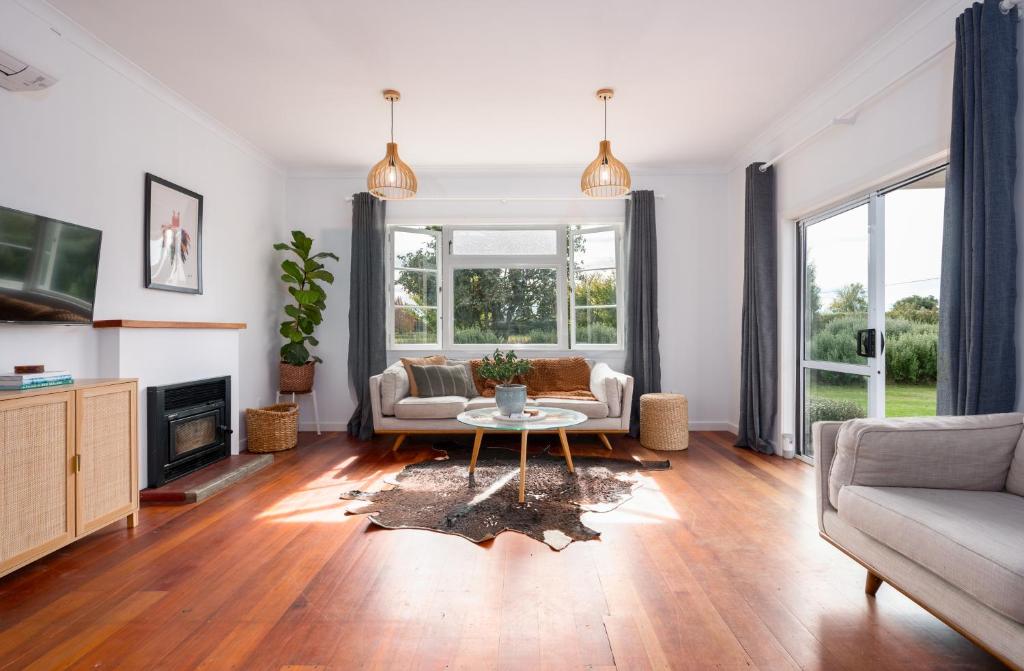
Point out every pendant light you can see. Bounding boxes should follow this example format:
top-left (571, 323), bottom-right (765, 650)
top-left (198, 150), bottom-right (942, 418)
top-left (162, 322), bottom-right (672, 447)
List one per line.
top-left (581, 88), bottom-right (631, 198)
top-left (367, 89), bottom-right (417, 200)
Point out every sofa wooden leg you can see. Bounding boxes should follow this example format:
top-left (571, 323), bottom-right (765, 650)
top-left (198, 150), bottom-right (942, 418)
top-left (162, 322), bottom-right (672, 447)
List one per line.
top-left (390, 434), bottom-right (407, 454)
top-left (865, 570), bottom-right (884, 596)
top-left (598, 433), bottom-right (614, 451)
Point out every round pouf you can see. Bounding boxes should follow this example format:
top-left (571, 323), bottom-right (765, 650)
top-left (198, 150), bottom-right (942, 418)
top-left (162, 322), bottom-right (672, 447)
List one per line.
top-left (640, 393), bottom-right (689, 451)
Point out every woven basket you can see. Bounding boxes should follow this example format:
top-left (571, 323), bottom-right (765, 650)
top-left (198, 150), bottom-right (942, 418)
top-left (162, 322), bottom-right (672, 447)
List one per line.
top-left (279, 362), bottom-right (315, 393)
top-left (246, 403), bottom-right (299, 453)
top-left (640, 393), bottom-right (689, 451)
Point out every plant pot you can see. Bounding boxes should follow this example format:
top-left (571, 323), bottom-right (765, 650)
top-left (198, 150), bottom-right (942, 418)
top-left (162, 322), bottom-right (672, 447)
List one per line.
top-left (495, 383), bottom-right (528, 417)
top-left (279, 362), bottom-right (315, 393)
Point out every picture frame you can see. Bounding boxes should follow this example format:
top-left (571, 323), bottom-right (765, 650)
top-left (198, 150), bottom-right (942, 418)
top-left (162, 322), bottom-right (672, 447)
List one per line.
top-left (144, 172), bottom-right (203, 294)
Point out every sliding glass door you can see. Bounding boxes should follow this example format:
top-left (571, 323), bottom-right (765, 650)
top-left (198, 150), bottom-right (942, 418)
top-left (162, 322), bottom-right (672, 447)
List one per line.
top-left (797, 167), bottom-right (946, 459)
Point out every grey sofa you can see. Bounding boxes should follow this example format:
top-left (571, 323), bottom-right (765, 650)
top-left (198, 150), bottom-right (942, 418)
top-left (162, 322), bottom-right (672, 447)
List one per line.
top-left (369, 359), bottom-right (634, 452)
top-left (814, 414), bottom-right (1024, 669)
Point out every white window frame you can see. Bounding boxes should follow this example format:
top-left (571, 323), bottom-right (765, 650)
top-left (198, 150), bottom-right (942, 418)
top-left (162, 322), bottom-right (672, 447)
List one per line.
top-left (387, 226), bottom-right (442, 350)
top-left (569, 224), bottom-right (624, 350)
top-left (385, 219), bottom-right (624, 351)
top-left (444, 223), bottom-right (568, 351)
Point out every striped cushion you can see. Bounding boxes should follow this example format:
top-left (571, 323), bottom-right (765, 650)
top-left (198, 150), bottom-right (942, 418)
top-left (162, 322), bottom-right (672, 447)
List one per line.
top-left (410, 364), bottom-right (475, 398)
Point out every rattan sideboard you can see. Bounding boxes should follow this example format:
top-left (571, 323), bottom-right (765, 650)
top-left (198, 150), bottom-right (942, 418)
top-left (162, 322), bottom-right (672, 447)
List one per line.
top-left (0, 378), bottom-right (139, 578)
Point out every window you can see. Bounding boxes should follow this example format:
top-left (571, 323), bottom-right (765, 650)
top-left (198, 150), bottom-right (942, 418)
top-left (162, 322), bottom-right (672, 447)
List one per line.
top-left (387, 223), bottom-right (623, 349)
top-left (389, 227), bottom-right (441, 346)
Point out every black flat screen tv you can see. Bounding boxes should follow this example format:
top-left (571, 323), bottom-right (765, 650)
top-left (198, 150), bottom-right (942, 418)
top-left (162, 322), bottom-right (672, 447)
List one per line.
top-left (0, 205), bottom-right (102, 324)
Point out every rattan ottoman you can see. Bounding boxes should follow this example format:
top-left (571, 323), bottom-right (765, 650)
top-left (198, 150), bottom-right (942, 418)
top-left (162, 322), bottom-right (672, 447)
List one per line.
top-left (639, 393), bottom-right (689, 451)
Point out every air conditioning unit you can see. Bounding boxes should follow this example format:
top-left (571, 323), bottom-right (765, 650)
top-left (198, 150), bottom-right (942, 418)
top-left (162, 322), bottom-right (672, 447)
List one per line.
top-left (0, 48), bottom-right (57, 92)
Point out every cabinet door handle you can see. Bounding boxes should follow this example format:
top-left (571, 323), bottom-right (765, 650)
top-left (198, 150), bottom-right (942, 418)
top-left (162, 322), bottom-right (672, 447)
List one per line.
top-left (72, 455), bottom-right (81, 472)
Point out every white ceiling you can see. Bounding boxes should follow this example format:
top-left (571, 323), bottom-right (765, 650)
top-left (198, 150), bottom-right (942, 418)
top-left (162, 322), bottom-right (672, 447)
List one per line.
top-left (50, 0), bottom-right (927, 171)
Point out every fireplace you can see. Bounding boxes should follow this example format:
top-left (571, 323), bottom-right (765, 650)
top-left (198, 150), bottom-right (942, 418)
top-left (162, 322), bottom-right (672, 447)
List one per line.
top-left (147, 376), bottom-right (232, 487)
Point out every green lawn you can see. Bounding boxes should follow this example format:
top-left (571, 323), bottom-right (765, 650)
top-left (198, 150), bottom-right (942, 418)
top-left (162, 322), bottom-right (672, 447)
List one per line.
top-left (811, 383), bottom-right (936, 417)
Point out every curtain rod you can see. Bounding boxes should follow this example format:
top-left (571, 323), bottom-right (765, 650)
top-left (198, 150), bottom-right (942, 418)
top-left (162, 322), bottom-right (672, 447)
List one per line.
top-left (758, 41), bottom-right (954, 172)
top-left (344, 194), bottom-right (665, 202)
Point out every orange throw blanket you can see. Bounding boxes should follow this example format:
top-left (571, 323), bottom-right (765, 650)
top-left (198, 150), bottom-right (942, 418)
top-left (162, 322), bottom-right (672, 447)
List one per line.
top-left (470, 357), bottom-right (597, 400)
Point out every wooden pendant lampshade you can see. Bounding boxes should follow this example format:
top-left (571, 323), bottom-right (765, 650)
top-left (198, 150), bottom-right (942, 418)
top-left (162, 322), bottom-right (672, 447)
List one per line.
top-left (368, 90), bottom-right (417, 200)
top-left (581, 88), bottom-right (631, 198)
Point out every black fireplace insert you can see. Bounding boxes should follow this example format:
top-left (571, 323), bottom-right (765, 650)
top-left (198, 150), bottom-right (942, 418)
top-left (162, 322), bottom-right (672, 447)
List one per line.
top-left (147, 376), bottom-right (232, 487)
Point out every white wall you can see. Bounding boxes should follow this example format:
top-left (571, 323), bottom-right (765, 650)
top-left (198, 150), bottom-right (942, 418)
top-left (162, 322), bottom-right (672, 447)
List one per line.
top-left (0, 0), bottom-right (286, 447)
top-left (285, 168), bottom-right (737, 432)
top-left (728, 0), bottom-right (1024, 453)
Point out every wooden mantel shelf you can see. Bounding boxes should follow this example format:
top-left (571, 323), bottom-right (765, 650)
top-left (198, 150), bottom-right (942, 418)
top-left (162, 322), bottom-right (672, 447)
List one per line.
top-left (93, 320), bottom-right (247, 330)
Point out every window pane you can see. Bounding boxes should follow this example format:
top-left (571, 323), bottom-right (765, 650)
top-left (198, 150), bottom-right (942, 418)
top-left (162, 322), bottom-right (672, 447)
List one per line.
top-left (394, 307), bottom-right (437, 345)
top-left (394, 230), bottom-right (437, 269)
top-left (884, 169), bottom-right (943, 418)
top-left (453, 268), bottom-right (557, 344)
top-left (451, 229), bottom-right (558, 256)
top-left (574, 269), bottom-right (616, 307)
top-left (802, 369), bottom-right (867, 458)
top-left (573, 229), bottom-right (616, 269)
top-left (576, 308), bottom-right (617, 344)
top-left (394, 269), bottom-right (437, 307)
top-left (804, 204), bottom-right (869, 365)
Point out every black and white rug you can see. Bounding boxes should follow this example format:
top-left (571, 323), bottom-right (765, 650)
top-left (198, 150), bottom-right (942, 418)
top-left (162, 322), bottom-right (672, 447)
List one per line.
top-left (341, 442), bottom-right (670, 550)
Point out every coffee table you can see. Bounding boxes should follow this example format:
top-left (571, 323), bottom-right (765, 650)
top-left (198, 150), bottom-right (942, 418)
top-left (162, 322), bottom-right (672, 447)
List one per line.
top-left (456, 407), bottom-right (588, 503)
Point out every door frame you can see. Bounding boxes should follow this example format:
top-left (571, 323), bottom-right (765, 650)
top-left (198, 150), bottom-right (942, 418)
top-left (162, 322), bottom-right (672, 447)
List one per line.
top-left (795, 196), bottom-right (885, 461)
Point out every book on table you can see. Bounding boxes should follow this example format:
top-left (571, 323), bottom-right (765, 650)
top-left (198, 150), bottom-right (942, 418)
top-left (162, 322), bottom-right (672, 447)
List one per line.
top-left (0, 371), bottom-right (74, 390)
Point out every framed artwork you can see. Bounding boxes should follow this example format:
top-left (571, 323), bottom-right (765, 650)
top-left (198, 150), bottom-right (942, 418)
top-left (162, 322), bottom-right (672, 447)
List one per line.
top-left (144, 173), bottom-right (203, 294)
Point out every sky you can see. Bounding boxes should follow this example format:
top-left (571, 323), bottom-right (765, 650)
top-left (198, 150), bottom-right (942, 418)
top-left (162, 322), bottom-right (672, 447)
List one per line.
top-left (806, 184), bottom-right (944, 312)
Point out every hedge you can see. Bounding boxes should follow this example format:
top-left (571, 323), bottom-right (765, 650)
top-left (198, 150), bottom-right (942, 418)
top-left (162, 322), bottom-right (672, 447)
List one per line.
top-left (808, 315), bottom-right (937, 384)
top-left (807, 397), bottom-right (865, 424)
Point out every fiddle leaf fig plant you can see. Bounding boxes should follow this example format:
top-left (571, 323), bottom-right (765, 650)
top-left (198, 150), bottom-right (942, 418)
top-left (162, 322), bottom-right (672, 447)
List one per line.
top-left (274, 230), bottom-right (339, 366)
top-left (477, 348), bottom-right (532, 386)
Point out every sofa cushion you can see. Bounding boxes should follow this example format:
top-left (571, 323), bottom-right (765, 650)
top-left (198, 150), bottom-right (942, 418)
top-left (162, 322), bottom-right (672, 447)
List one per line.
top-left (828, 414), bottom-right (1023, 509)
top-left (533, 398), bottom-right (609, 419)
top-left (837, 486), bottom-right (1024, 624)
top-left (379, 363), bottom-right (409, 416)
top-left (393, 396), bottom-right (468, 419)
top-left (400, 355), bottom-right (447, 396)
top-left (465, 396), bottom-right (538, 411)
top-left (1007, 430), bottom-right (1024, 496)
top-left (590, 362), bottom-right (622, 418)
top-left (409, 364), bottom-right (475, 398)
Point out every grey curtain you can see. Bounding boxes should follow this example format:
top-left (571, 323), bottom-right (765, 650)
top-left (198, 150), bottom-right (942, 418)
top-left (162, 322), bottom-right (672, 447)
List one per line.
top-left (347, 193), bottom-right (388, 439)
top-left (624, 190), bottom-right (661, 437)
top-left (937, 0), bottom-right (1018, 415)
top-left (735, 163), bottom-right (777, 454)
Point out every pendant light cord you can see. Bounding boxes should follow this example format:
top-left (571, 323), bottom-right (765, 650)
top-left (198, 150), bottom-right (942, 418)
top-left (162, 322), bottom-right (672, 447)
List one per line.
top-left (603, 98), bottom-right (608, 141)
top-left (390, 99), bottom-right (395, 143)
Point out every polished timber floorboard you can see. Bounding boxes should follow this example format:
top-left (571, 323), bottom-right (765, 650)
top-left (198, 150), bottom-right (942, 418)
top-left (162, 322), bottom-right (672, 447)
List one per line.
top-left (0, 431), bottom-right (1005, 670)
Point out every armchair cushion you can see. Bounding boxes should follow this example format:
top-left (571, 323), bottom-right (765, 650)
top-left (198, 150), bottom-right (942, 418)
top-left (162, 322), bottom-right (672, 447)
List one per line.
top-left (838, 486), bottom-right (1024, 624)
top-left (828, 413), bottom-right (1023, 509)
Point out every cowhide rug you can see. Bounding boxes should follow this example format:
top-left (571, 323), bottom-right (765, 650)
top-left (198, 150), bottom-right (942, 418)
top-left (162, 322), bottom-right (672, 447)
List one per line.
top-left (341, 442), bottom-right (670, 550)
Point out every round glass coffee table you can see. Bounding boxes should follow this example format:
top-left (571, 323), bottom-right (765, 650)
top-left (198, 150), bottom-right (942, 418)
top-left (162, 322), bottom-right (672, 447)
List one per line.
top-left (456, 407), bottom-right (588, 503)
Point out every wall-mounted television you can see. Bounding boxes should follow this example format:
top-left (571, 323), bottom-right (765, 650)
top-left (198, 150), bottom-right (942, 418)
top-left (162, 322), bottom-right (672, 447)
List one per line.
top-left (0, 205), bottom-right (102, 324)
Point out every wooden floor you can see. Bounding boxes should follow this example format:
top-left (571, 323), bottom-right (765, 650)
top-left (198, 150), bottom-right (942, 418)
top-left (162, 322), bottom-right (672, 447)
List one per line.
top-left (0, 431), bottom-right (1006, 670)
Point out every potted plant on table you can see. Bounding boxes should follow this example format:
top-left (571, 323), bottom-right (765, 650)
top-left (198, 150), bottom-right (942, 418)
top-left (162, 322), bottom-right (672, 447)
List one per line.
top-left (275, 230), bottom-right (339, 393)
top-left (478, 349), bottom-right (532, 417)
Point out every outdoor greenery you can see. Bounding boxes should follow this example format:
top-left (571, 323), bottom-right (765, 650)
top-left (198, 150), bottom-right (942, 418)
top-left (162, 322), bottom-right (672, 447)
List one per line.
top-left (275, 230), bottom-right (339, 365)
top-left (393, 229), bottom-right (617, 345)
top-left (476, 349), bottom-right (532, 385)
top-left (806, 261), bottom-right (939, 419)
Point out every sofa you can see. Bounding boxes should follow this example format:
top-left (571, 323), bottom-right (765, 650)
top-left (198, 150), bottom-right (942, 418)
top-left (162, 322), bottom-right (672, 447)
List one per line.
top-left (369, 359), bottom-right (634, 452)
top-left (813, 414), bottom-right (1024, 668)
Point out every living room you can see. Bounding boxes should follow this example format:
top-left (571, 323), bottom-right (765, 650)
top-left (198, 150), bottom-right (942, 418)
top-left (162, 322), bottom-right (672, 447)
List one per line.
top-left (0, 0), bottom-right (1022, 669)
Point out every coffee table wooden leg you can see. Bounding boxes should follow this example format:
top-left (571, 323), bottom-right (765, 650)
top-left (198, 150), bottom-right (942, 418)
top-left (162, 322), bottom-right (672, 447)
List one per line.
top-left (469, 429), bottom-right (484, 474)
top-left (519, 430), bottom-right (529, 503)
top-left (558, 428), bottom-right (575, 474)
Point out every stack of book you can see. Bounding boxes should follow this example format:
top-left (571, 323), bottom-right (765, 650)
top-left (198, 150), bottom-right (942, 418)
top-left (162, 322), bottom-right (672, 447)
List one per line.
top-left (0, 370), bottom-right (74, 391)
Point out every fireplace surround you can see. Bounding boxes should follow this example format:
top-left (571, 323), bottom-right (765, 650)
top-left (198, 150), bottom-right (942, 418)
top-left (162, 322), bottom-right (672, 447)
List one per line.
top-left (147, 376), bottom-right (232, 487)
